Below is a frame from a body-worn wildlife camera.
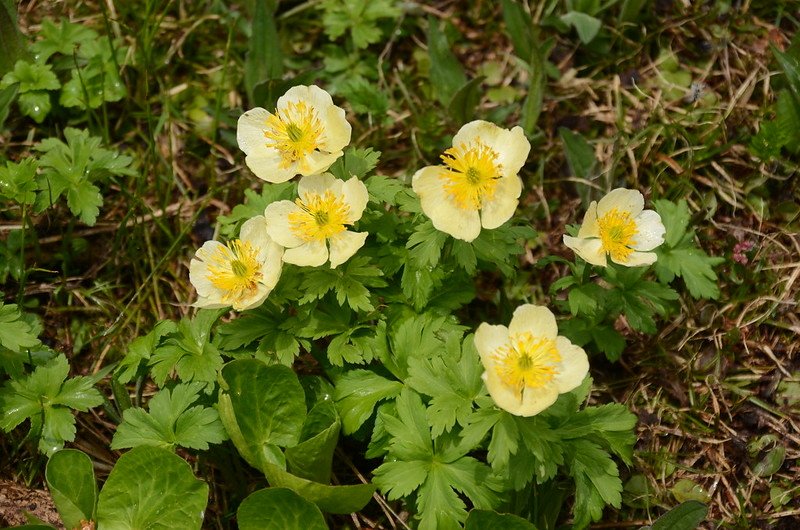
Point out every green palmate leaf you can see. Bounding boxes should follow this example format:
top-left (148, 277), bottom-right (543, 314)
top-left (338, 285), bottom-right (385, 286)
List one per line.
top-left (262, 461), bottom-right (376, 514)
top-left (340, 77), bottom-right (390, 118)
top-left (218, 359), bottom-right (306, 472)
top-left (115, 320), bottom-right (177, 384)
top-left (383, 311), bottom-right (466, 380)
top-left (96, 446), bottom-right (208, 530)
top-left (0, 60), bottom-right (60, 93)
top-left (58, 39), bottom-right (127, 109)
top-left (465, 509), bottom-right (539, 530)
top-left (653, 199), bottom-right (723, 299)
top-left (565, 439), bottom-right (624, 529)
top-left (299, 255), bottom-right (386, 312)
top-left (407, 333), bottom-right (483, 437)
top-left (46, 449), bottom-right (97, 529)
top-left (30, 18), bottom-right (97, 62)
top-left (111, 382), bottom-right (227, 451)
top-left (0, 158), bottom-right (39, 205)
top-left (334, 368), bottom-right (403, 434)
top-left (244, 0), bottom-right (282, 104)
top-left (285, 400), bottom-right (340, 483)
top-left (149, 309), bottom-right (224, 386)
top-left (407, 220), bottom-right (447, 268)
top-left (365, 173), bottom-right (404, 204)
top-left (0, 300), bottom-right (41, 353)
top-left (329, 147), bottom-right (382, 181)
top-left (374, 389), bottom-right (500, 530)
top-left (551, 403), bottom-right (638, 465)
top-left (320, 0), bottom-right (399, 49)
top-left (218, 182), bottom-right (295, 236)
top-left (237, 488), bottom-right (327, 530)
top-left (470, 223), bottom-right (536, 277)
top-left (0, 354), bottom-right (103, 455)
top-left (427, 17), bottom-right (467, 106)
top-left (34, 127), bottom-right (135, 226)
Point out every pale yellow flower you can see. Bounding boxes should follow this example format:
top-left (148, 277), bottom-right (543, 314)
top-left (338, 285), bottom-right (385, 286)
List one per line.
top-left (475, 304), bottom-right (589, 417)
top-left (411, 120), bottom-right (530, 242)
top-left (563, 188), bottom-right (665, 267)
top-left (189, 216), bottom-right (283, 311)
top-left (237, 85), bottom-right (351, 183)
top-left (263, 173), bottom-right (368, 268)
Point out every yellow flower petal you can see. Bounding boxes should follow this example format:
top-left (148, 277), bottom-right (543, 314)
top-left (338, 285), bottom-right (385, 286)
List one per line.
top-left (412, 165), bottom-right (482, 242)
top-left (266, 174), bottom-right (368, 268)
top-left (236, 85), bottom-right (350, 182)
top-left (189, 216), bottom-right (283, 311)
top-left (476, 304), bottom-right (590, 417)
top-left (412, 120), bottom-right (530, 241)
top-left (329, 231), bottom-right (368, 269)
top-left (564, 188), bottom-right (665, 267)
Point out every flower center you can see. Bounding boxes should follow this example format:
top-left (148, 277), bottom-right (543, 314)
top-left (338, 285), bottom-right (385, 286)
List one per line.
top-left (207, 240), bottom-right (262, 303)
top-left (263, 101), bottom-right (324, 170)
top-left (439, 141), bottom-right (502, 210)
top-left (492, 332), bottom-right (561, 399)
top-left (597, 208), bottom-right (638, 263)
top-left (288, 190), bottom-right (351, 242)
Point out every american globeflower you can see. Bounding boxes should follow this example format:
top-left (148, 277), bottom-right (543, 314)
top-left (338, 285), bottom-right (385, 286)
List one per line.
top-left (475, 304), bottom-right (589, 417)
top-left (263, 173), bottom-right (368, 268)
top-left (563, 188), bottom-right (665, 267)
top-left (236, 85), bottom-right (351, 183)
top-left (189, 216), bottom-right (283, 311)
top-left (411, 120), bottom-right (531, 242)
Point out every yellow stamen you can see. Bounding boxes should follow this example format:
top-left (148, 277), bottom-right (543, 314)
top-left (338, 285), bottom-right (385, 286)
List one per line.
top-left (597, 208), bottom-right (638, 263)
top-left (288, 190), bottom-right (351, 242)
top-left (493, 332), bottom-right (561, 400)
top-left (263, 101), bottom-right (324, 170)
top-left (207, 240), bottom-right (262, 304)
top-left (439, 141), bottom-right (502, 210)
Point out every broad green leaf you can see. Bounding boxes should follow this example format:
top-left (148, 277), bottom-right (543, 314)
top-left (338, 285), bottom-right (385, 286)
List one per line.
top-left (501, 0), bottom-right (533, 59)
top-left (262, 461), bottom-right (376, 514)
top-left (651, 500), bottom-right (708, 530)
top-left (670, 479), bottom-right (711, 504)
top-left (427, 18), bottom-right (467, 106)
top-left (465, 509), bottom-right (539, 530)
top-left (448, 75), bottom-right (485, 124)
top-left (560, 11), bottom-right (602, 44)
top-left (285, 401), bottom-right (340, 483)
top-left (559, 127), bottom-right (596, 180)
top-left (0, 83), bottom-right (17, 128)
top-left (334, 368), bottom-right (402, 434)
top-left (0, 1), bottom-right (30, 76)
top-left (96, 446), bottom-right (208, 530)
top-left (46, 449), bottom-right (97, 529)
top-left (244, 0), bottom-right (282, 104)
top-left (237, 488), bottom-right (327, 530)
top-left (219, 360), bottom-right (306, 472)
